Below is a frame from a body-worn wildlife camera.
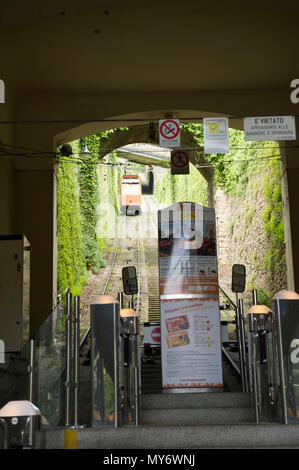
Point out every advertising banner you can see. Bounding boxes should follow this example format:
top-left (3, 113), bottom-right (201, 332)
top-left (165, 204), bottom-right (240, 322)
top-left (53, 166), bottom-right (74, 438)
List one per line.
top-left (158, 202), bottom-right (223, 391)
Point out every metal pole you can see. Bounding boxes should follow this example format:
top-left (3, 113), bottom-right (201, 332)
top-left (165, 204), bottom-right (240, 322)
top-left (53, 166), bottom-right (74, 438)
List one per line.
top-left (65, 292), bottom-right (72, 427)
top-left (249, 315), bottom-right (260, 422)
top-left (239, 299), bottom-right (249, 392)
top-left (118, 292), bottom-right (124, 309)
top-left (235, 293), bottom-right (246, 392)
top-left (133, 316), bottom-right (140, 425)
top-left (113, 308), bottom-right (119, 428)
top-left (29, 339), bottom-right (35, 403)
top-left (276, 301), bottom-right (288, 424)
top-left (252, 289), bottom-right (258, 305)
top-left (74, 296), bottom-right (80, 427)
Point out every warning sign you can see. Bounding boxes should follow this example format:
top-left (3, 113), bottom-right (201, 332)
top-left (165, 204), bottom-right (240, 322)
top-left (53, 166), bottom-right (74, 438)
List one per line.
top-left (159, 119), bottom-right (180, 147)
top-left (171, 150), bottom-right (190, 175)
top-left (143, 325), bottom-right (161, 345)
top-left (244, 116), bottom-right (296, 141)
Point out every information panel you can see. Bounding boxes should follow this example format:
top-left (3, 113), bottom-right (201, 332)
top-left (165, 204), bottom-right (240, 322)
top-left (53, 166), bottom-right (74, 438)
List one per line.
top-left (158, 202), bottom-right (223, 391)
top-left (244, 116), bottom-right (296, 141)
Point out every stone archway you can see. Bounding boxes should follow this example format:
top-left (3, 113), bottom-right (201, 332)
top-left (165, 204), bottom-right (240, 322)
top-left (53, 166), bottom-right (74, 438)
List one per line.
top-left (93, 124), bottom-right (215, 208)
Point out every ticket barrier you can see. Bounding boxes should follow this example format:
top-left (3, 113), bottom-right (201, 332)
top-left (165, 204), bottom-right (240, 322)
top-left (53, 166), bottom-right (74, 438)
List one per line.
top-left (271, 290), bottom-right (299, 423)
top-left (247, 290), bottom-right (299, 424)
top-left (247, 304), bottom-right (276, 423)
top-left (90, 295), bottom-right (120, 427)
top-left (119, 309), bottom-right (140, 425)
top-left (90, 294), bottom-right (140, 427)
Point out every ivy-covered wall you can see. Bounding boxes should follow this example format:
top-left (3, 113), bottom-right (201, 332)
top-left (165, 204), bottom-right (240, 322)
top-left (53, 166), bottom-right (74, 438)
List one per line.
top-left (154, 123), bottom-right (286, 301)
top-left (56, 140), bottom-right (88, 295)
top-left (57, 130), bottom-right (123, 295)
top-left (78, 136), bottom-right (100, 269)
top-left (154, 164), bottom-right (208, 207)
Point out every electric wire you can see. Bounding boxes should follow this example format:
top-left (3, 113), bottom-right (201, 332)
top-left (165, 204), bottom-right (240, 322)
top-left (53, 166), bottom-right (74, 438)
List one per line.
top-left (0, 114), bottom-right (299, 124)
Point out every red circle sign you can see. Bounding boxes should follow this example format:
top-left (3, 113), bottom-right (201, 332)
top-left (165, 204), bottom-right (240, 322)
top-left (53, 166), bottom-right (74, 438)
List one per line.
top-left (171, 150), bottom-right (189, 167)
top-left (160, 120), bottom-right (180, 140)
top-left (151, 327), bottom-right (161, 343)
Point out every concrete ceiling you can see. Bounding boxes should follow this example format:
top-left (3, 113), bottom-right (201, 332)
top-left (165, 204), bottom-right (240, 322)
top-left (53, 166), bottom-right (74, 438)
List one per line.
top-left (116, 144), bottom-right (170, 168)
top-left (1, 0), bottom-right (299, 99)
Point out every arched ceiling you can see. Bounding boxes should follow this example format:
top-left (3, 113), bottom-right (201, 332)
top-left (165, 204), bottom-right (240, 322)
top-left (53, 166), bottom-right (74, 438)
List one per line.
top-left (94, 124), bottom-right (212, 180)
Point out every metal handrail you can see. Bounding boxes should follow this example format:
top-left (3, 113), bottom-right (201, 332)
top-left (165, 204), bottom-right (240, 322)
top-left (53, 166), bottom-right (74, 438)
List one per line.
top-left (218, 284), bottom-right (237, 310)
top-left (136, 232), bottom-right (141, 315)
top-left (218, 283), bottom-right (241, 377)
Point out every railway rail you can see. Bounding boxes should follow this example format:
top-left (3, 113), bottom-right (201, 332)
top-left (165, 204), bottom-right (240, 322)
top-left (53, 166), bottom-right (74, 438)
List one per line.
top-left (80, 212), bottom-right (144, 351)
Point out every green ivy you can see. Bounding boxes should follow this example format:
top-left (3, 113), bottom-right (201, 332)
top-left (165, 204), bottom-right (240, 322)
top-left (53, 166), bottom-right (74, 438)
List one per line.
top-left (78, 136), bottom-right (100, 268)
top-left (154, 163), bottom-right (208, 207)
top-left (57, 140), bottom-right (88, 295)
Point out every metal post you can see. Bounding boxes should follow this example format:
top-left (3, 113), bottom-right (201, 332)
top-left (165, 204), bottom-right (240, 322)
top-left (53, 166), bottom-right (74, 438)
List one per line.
top-left (252, 289), bottom-right (258, 305)
top-left (132, 315), bottom-right (140, 425)
top-left (118, 292), bottom-right (124, 309)
top-left (65, 292), bottom-right (73, 427)
top-left (113, 308), bottom-right (119, 428)
top-left (29, 339), bottom-right (35, 403)
top-left (74, 296), bottom-right (80, 427)
top-left (276, 302), bottom-right (288, 424)
top-left (239, 299), bottom-right (249, 392)
top-left (248, 314), bottom-right (260, 422)
top-left (235, 293), bottom-right (246, 392)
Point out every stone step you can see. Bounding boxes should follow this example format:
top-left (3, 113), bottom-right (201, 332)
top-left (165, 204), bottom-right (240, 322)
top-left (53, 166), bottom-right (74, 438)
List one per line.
top-left (141, 392), bottom-right (252, 410)
top-left (45, 423), bottom-right (299, 449)
top-left (140, 407), bottom-right (254, 425)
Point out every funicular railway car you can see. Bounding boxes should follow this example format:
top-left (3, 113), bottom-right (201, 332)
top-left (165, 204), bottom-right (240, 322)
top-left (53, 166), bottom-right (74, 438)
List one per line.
top-left (120, 174), bottom-right (142, 215)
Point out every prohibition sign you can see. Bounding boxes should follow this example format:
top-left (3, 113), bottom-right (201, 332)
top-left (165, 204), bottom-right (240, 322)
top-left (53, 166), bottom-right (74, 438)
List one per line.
top-left (151, 327), bottom-right (161, 343)
top-left (171, 150), bottom-right (188, 168)
top-left (160, 119), bottom-right (180, 140)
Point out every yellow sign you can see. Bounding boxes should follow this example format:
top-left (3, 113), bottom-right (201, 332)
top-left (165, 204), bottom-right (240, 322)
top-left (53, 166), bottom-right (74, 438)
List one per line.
top-left (207, 122), bottom-right (219, 134)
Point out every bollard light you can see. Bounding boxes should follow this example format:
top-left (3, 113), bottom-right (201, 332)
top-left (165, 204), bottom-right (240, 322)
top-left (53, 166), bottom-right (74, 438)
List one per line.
top-left (273, 289), bottom-right (299, 300)
top-left (0, 400), bottom-right (41, 449)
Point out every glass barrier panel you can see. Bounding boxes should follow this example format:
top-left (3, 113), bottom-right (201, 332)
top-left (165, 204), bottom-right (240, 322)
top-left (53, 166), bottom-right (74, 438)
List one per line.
top-left (34, 295), bottom-right (67, 429)
top-left (0, 341), bottom-right (30, 409)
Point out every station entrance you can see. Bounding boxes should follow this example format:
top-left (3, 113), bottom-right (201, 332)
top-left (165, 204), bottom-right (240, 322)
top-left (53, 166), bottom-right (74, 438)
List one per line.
top-left (1, 122), bottom-right (299, 449)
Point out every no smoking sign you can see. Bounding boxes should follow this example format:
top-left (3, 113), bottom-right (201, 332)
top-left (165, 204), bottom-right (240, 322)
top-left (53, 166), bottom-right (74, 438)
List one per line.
top-left (159, 119), bottom-right (180, 147)
top-left (171, 149), bottom-right (190, 175)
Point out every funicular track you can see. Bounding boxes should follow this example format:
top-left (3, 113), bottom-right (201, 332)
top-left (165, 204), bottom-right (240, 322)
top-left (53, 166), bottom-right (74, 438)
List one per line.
top-left (78, 214), bottom-right (144, 425)
top-left (79, 195), bottom-right (163, 404)
top-left (80, 222), bottom-right (141, 356)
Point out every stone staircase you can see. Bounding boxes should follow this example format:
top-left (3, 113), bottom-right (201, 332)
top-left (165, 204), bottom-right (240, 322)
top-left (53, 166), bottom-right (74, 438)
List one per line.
top-left (140, 391), bottom-right (254, 425)
top-left (44, 390), bottom-right (299, 449)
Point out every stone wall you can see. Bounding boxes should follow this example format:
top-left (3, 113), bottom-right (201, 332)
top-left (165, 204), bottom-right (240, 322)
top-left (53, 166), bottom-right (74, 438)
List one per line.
top-left (214, 171), bottom-right (287, 302)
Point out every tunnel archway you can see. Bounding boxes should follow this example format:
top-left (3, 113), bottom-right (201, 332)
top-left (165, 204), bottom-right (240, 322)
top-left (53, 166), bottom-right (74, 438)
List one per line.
top-left (57, 122), bottom-right (215, 208)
